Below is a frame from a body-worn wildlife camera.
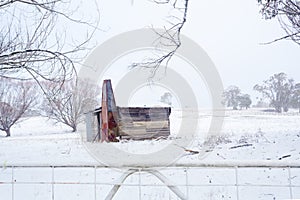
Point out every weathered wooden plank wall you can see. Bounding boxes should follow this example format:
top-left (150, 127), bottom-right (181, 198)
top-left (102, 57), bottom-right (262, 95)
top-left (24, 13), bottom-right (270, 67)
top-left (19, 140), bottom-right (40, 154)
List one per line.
top-left (118, 107), bottom-right (171, 140)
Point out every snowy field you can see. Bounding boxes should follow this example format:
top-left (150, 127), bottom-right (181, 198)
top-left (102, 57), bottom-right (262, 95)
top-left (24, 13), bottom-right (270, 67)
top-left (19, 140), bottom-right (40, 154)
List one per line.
top-left (1, 108), bottom-right (299, 166)
top-left (0, 108), bottom-right (300, 199)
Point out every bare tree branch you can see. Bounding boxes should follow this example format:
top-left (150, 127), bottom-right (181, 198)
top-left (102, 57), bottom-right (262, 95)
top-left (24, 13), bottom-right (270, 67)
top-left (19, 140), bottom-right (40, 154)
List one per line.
top-left (0, 0), bottom-right (100, 94)
top-left (258, 0), bottom-right (300, 45)
top-left (130, 0), bottom-right (189, 77)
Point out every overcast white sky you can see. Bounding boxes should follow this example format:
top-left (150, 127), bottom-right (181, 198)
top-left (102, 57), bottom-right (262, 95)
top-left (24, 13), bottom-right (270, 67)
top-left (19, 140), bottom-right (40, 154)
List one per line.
top-left (85, 0), bottom-right (300, 106)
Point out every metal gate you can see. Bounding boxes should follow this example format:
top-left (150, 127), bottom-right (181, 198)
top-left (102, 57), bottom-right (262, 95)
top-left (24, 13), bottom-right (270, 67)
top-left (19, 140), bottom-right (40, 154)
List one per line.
top-left (1, 164), bottom-right (300, 200)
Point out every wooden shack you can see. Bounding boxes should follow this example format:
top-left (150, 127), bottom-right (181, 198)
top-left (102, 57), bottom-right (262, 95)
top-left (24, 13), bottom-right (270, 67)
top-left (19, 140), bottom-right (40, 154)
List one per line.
top-left (84, 80), bottom-right (171, 142)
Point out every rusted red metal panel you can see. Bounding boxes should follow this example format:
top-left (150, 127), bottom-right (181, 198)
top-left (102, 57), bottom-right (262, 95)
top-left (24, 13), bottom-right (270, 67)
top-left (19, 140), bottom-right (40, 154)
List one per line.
top-left (101, 79), bottom-right (119, 142)
top-left (101, 80), bottom-right (109, 142)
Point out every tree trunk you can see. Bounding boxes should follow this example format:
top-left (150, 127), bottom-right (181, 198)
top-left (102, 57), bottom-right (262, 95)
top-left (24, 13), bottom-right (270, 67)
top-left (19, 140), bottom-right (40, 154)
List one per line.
top-left (72, 126), bottom-right (77, 132)
top-left (5, 129), bottom-right (11, 137)
top-left (275, 106), bottom-right (282, 113)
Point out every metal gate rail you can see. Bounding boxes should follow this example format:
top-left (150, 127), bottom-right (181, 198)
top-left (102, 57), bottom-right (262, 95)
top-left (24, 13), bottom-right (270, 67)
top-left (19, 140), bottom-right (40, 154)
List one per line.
top-left (1, 164), bottom-right (299, 200)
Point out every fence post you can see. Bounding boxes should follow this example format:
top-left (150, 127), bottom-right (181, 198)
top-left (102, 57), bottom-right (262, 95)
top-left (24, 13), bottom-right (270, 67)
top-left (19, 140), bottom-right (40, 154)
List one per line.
top-left (235, 166), bottom-right (239, 200)
top-left (94, 166), bottom-right (97, 200)
top-left (12, 166), bottom-right (14, 200)
top-left (52, 166), bottom-right (54, 200)
top-left (288, 167), bottom-right (293, 199)
top-left (185, 167), bottom-right (189, 200)
top-left (139, 169), bottom-right (142, 200)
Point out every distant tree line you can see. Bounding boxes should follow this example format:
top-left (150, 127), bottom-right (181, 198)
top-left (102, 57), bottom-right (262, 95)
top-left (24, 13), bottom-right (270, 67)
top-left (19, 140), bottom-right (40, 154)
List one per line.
top-left (222, 72), bottom-right (300, 113)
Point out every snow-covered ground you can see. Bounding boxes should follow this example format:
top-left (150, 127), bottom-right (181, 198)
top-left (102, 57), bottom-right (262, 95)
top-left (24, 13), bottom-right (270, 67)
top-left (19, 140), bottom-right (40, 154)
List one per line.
top-left (0, 108), bottom-right (300, 199)
top-left (0, 108), bottom-right (299, 166)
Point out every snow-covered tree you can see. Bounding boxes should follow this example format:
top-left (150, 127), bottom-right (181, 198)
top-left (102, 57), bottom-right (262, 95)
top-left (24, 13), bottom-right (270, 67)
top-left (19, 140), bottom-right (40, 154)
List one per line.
top-left (258, 0), bottom-right (300, 45)
top-left (237, 94), bottom-right (252, 109)
top-left (290, 83), bottom-right (300, 112)
top-left (223, 86), bottom-right (252, 110)
top-left (222, 86), bottom-right (241, 110)
top-left (254, 72), bottom-right (294, 113)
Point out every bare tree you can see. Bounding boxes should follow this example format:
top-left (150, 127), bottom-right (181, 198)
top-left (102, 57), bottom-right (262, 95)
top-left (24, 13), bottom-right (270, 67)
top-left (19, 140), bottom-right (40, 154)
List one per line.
top-left (0, 0), bottom-right (99, 91)
top-left (131, 0), bottom-right (189, 76)
top-left (0, 78), bottom-right (37, 136)
top-left (42, 79), bottom-right (99, 132)
top-left (258, 0), bottom-right (300, 45)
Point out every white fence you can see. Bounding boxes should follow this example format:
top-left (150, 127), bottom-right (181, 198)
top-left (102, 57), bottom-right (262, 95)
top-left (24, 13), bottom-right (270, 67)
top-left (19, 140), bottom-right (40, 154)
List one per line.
top-left (1, 165), bottom-right (300, 200)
